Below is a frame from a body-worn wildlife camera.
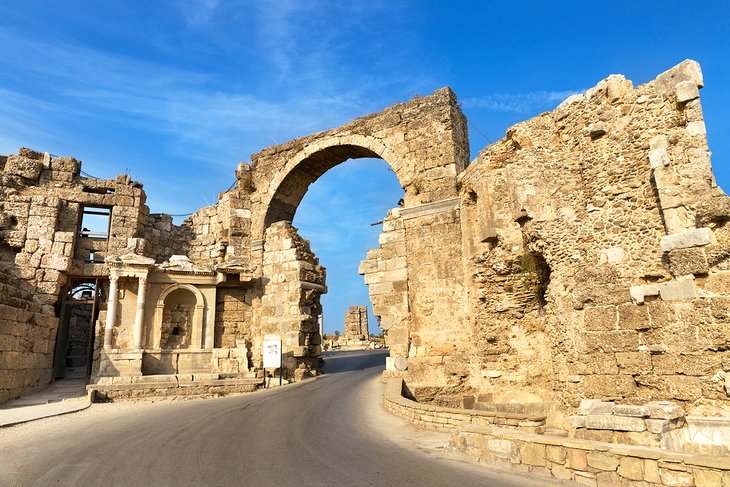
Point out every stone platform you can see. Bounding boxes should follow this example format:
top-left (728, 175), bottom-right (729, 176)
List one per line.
top-left (90, 375), bottom-right (263, 401)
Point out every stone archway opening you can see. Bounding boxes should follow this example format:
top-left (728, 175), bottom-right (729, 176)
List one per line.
top-left (249, 88), bottom-right (468, 380)
top-left (263, 144), bottom-right (400, 230)
top-left (259, 147), bottom-right (405, 379)
top-left (289, 156), bottom-right (404, 351)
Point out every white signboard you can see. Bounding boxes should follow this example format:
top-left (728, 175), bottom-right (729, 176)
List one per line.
top-left (263, 334), bottom-right (282, 369)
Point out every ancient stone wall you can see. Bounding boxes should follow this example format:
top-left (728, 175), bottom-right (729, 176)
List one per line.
top-left (343, 305), bottom-right (368, 340)
top-left (142, 213), bottom-right (192, 263)
top-left (259, 221), bottom-right (325, 379)
top-left (401, 199), bottom-right (470, 402)
top-left (359, 209), bottom-right (410, 362)
top-left (458, 60), bottom-right (730, 416)
top-left (0, 267), bottom-right (58, 403)
top-left (0, 148), bottom-right (152, 401)
top-left (214, 287), bottom-right (255, 348)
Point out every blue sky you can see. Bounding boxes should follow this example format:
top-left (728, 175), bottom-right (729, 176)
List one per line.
top-left (1, 1), bottom-right (728, 334)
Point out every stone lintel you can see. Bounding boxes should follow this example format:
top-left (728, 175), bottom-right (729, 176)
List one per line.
top-left (400, 197), bottom-right (460, 220)
top-left (660, 227), bottom-right (712, 252)
top-left (630, 275), bottom-right (695, 304)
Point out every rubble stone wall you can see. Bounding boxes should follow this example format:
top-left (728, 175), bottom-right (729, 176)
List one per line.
top-left (458, 60), bottom-right (730, 416)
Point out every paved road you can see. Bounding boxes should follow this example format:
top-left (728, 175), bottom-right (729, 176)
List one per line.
top-left (0, 350), bottom-right (566, 486)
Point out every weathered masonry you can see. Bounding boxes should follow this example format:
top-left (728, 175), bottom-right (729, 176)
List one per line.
top-left (2, 60), bottom-right (730, 457)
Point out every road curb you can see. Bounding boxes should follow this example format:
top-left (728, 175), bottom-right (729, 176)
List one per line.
top-left (0, 390), bottom-right (93, 428)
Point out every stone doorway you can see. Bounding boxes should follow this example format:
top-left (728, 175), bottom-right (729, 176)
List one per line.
top-left (53, 279), bottom-right (105, 381)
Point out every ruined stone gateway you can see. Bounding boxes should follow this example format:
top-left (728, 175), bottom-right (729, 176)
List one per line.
top-left (2, 60), bottom-right (730, 452)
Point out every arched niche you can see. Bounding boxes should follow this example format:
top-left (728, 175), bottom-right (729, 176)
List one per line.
top-left (152, 283), bottom-right (208, 350)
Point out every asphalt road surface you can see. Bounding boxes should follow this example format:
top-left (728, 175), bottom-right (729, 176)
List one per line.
top-left (0, 350), bottom-right (568, 486)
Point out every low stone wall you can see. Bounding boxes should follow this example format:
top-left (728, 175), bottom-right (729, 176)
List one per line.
top-left (90, 376), bottom-right (262, 401)
top-left (451, 426), bottom-right (730, 487)
top-left (384, 379), bottom-right (730, 486)
top-left (383, 379), bottom-right (546, 433)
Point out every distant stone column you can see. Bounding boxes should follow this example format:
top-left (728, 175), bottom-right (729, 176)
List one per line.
top-left (133, 276), bottom-right (148, 349)
top-left (104, 275), bottom-right (119, 349)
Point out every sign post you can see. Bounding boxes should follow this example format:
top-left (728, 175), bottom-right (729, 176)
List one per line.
top-left (263, 334), bottom-right (282, 388)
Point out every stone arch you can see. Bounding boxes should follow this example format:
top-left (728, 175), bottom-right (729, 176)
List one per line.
top-left (249, 87), bottom-right (469, 241)
top-left (258, 134), bottom-right (409, 239)
top-left (152, 283), bottom-right (208, 349)
top-left (245, 87), bottom-right (469, 376)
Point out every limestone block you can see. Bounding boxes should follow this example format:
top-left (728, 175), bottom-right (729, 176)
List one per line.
top-left (578, 399), bottom-right (615, 415)
top-left (587, 452), bottom-right (619, 471)
top-left (599, 247), bottom-right (626, 265)
top-left (589, 122), bottom-right (607, 139)
top-left (676, 81), bottom-right (700, 103)
top-left (615, 352), bottom-right (651, 374)
top-left (655, 59), bottom-right (704, 95)
top-left (612, 404), bottom-right (649, 418)
top-left (650, 135), bottom-right (669, 150)
top-left (646, 401), bottom-right (684, 420)
top-left (661, 228), bottom-right (712, 252)
top-left (663, 207), bottom-right (694, 234)
top-left (4, 155), bottom-right (43, 180)
top-left (687, 121), bottom-right (707, 137)
top-left (617, 303), bottom-right (650, 330)
top-left (659, 276), bottom-right (696, 301)
top-left (585, 414), bottom-right (646, 432)
top-left (546, 445), bottom-right (566, 464)
top-left (631, 276), bottom-right (696, 304)
top-left (487, 438), bottom-right (513, 457)
top-left (660, 469), bottom-right (694, 487)
top-left (694, 469), bottom-right (723, 487)
top-left (568, 449), bottom-right (588, 471)
top-left (618, 457), bottom-right (644, 481)
top-left (644, 459), bottom-right (661, 484)
top-left (605, 74), bottom-right (633, 101)
top-left (573, 471), bottom-right (596, 486)
top-left (645, 418), bottom-right (684, 434)
top-left (668, 248), bottom-right (709, 276)
top-left (583, 306), bottom-right (617, 331)
top-left (649, 147), bottom-right (670, 169)
top-left (551, 465), bottom-right (573, 480)
top-left (520, 443), bottom-right (546, 467)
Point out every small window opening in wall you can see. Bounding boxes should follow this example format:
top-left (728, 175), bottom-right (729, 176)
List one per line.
top-left (171, 326), bottom-right (182, 336)
top-left (79, 206), bottom-right (111, 239)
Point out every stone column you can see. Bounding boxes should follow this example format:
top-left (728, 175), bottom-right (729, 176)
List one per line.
top-left (104, 275), bottom-right (119, 349)
top-left (133, 276), bottom-right (148, 349)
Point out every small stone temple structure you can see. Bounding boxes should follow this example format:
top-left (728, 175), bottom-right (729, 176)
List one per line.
top-left (2, 60), bottom-right (730, 458)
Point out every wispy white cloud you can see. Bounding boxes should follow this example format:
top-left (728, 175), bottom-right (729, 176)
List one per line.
top-left (179, 0), bottom-right (221, 27)
top-left (462, 89), bottom-right (584, 113)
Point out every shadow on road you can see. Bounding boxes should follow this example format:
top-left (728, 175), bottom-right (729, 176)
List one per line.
top-left (320, 349), bottom-right (389, 374)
